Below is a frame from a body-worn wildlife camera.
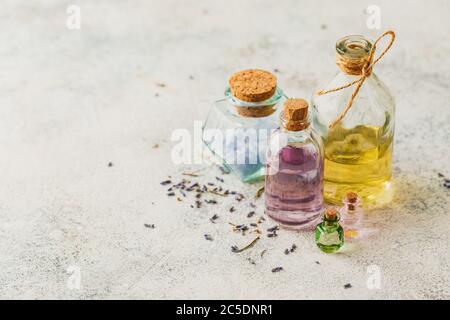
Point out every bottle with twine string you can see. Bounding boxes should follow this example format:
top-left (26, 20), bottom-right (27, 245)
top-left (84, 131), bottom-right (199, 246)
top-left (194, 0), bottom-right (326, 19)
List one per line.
top-left (202, 69), bottom-right (287, 183)
top-left (311, 31), bottom-right (396, 209)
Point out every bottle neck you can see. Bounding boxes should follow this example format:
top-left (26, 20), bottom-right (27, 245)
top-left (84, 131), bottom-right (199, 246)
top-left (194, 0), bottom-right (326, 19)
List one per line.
top-left (323, 220), bottom-right (339, 228)
top-left (225, 87), bottom-right (284, 118)
top-left (323, 213), bottom-right (340, 227)
top-left (346, 207), bottom-right (356, 214)
top-left (279, 125), bottom-right (311, 143)
top-left (280, 112), bottom-right (310, 132)
top-left (336, 35), bottom-right (373, 76)
top-left (343, 198), bottom-right (361, 212)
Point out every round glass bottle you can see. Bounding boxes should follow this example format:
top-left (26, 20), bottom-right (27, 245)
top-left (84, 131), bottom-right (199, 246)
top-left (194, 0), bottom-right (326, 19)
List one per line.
top-left (311, 35), bottom-right (395, 208)
top-left (315, 207), bottom-right (344, 253)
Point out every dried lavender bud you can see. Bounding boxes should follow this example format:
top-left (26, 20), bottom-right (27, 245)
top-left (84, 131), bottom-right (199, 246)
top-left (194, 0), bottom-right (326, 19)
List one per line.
top-left (284, 249), bottom-right (290, 255)
top-left (209, 214), bottom-right (219, 223)
top-left (204, 234), bottom-right (213, 241)
top-left (231, 245), bottom-right (239, 253)
top-left (195, 193), bottom-right (202, 199)
top-left (195, 201), bottom-right (202, 208)
top-left (229, 207), bottom-right (236, 213)
top-left (160, 180), bottom-right (172, 186)
top-left (267, 226), bottom-right (279, 232)
top-left (438, 173), bottom-right (444, 178)
top-left (108, 162), bottom-right (113, 167)
top-left (216, 177), bottom-right (224, 183)
top-left (315, 261), bottom-right (320, 265)
top-left (205, 199), bottom-right (217, 204)
top-left (144, 224), bottom-right (155, 229)
top-left (186, 183), bottom-right (199, 191)
top-left (230, 191), bottom-right (236, 195)
top-left (219, 167), bottom-right (230, 174)
top-left (250, 203), bottom-right (256, 208)
top-left (247, 211), bottom-right (255, 218)
top-left (224, 190), bottom-right (230, 195)
top-left (250, 223), bottom-right (258, 227)
top-left (218, 166), bottom-right (229, 174)
top-left (167, 192), bottom-right (175, 196)
top-left (207, 182), bottom-right (215, 186)
top-left (267, 232), bottom-right (277, 238)
top-left (255, 187), bottom-right (265, 199)
top-left (344, 283), bottom-right (352, 289)
top-left (290, 244), bottom-right (297, 252)
top-left (271, 267), bottom-right (283, 273)
top-left (235, 225), bottom-right (249, 232)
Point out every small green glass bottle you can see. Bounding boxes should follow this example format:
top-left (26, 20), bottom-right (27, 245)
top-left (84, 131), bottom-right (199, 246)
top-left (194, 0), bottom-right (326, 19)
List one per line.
top-left (315, 208), bottom-right (344, 253)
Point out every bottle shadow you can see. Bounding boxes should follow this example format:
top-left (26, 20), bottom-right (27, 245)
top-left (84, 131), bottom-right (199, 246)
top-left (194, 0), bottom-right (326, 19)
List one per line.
top-left (339, 172), bottom-right (445, 254)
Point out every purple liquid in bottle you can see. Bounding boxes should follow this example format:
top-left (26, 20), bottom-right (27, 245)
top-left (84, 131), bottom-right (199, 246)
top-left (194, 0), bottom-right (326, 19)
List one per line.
top-left (265, 144), bottom-right (323, 230)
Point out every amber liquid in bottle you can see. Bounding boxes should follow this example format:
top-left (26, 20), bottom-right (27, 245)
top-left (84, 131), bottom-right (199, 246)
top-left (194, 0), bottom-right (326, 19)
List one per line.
top-left (323, 122), bottom-right (393, 207)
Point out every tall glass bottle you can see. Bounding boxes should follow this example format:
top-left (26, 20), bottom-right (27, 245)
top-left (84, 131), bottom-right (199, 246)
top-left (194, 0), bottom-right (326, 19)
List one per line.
top-left (311, 34), bottom-right (395, 208)
top-left (203, 69), bottom-right (286, 182)
top-left (265, 98), bottom-right (324, 230)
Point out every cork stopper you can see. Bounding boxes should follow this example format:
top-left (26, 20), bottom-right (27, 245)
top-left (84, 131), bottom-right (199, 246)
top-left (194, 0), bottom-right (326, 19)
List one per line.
top-left (324, 208), bottom-right (339, 221)
top-left (346, 192), bottom-right (358, 203)
top-left (228, 69), bottom-right (278, 118)
top-left (282, 98), bottom-right (309, 131)
top-left (345, 192), bottom-right (359, 211)
top-left (229, 69), bottom-right (277, 103)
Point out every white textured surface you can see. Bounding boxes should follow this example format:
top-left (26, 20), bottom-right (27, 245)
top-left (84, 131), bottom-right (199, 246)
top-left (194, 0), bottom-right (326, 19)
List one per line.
top-left (0, 0), bottom-right (449, 299)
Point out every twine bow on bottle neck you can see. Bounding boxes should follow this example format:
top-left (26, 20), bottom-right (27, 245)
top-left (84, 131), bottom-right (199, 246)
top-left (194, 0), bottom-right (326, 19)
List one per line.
top-left (316, 30), bottom-right (396, 129)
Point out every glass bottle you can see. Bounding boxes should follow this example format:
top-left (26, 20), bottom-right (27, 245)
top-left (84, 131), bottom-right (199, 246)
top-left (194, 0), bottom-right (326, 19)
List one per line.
top-left (340, 192), bottom-right (363, 240)
top-left (315, 207), bottom-right (344, 253)
top-left (265, 98), bottom-right (324, 230)
top-left (202, 69), bottom-right (286, 183)
top-left (311, 34), bottom-right (395, 208)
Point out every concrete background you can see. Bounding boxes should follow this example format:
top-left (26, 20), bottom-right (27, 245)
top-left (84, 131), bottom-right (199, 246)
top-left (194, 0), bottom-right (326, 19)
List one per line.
top-left (0, 0), bottom-right (449, 299)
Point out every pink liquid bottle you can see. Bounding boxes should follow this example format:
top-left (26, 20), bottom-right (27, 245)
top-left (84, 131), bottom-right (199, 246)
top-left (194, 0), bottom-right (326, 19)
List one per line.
top-left (340, 192), bottom-right (364, 240)
top-left (265, 98), bottom-right (324, 230)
